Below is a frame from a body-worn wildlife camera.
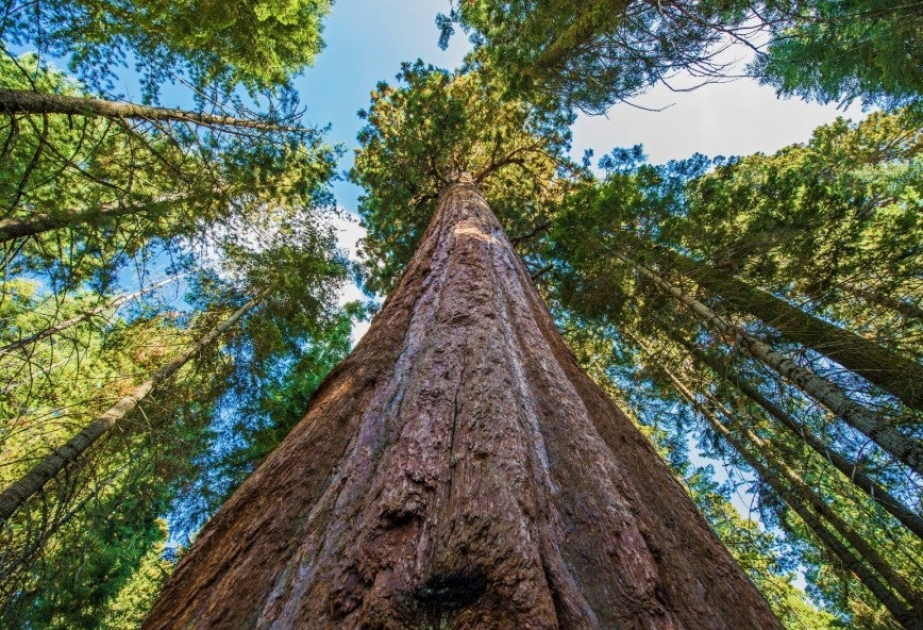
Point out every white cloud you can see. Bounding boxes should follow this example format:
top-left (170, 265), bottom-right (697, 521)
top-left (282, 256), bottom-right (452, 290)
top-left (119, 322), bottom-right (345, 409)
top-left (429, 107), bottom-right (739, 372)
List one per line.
top-left (572, 73), bottom-right (868, 166)
top-left (329, 209), bottom-right (373, 345)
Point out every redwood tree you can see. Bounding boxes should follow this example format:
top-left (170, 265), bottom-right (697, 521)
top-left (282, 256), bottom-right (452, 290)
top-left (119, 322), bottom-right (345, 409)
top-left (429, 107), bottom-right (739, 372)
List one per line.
top-left (143, 178), bottom-right (780, 629)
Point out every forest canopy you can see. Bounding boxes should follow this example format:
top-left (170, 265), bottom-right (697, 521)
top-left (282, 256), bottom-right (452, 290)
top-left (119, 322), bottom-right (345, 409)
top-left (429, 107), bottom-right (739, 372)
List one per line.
top-left (1, 0), bottom-right (922, 628)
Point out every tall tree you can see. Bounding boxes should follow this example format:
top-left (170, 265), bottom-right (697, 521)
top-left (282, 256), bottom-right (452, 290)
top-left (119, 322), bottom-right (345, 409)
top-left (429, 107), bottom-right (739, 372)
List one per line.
top-left (442, 0), bottom-right (756, 112)
top-left (144, 177), bottom-right (781, 629)
top-left (0, 0), bottom-right (331, 98)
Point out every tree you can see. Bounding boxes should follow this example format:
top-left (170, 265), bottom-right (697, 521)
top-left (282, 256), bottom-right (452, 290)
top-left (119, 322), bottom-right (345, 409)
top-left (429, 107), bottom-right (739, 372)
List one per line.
top-left (752, 0), bottom-right (923, 111)
top-left (143, 177), bottom-right (781, 629)
top-left (0, 0), bottom-right (331, 98)
top-left (444, 0), bottom-right (759, 112)
top-left (351, 59), bottom-right (575, 293)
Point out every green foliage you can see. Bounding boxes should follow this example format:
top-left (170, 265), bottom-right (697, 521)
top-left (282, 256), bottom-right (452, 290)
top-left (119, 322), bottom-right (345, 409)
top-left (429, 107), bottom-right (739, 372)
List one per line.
top-left (448, 0), bottom-right (756, 113)
top-left (0, 53), bottom-right (342, 293)
top-left (679, 110), bottom-right (923, 295)
top-left (351, 58), bottom-right (575, 292)
top-left (1, 0), bottom-right (331, 97)
top-left (754, 0), bottom-right (923, 111)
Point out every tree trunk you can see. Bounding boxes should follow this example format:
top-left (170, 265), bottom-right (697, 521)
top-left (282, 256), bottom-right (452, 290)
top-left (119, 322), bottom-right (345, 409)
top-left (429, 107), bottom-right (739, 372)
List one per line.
top-left (532, 1), bottom-right (629, 72)
top-left (655, 363), bottom-right (923, 630)
top-left (626, 256), bottom-right (923, 477)
top-left (143, 180), bottom-right (780, 630)
top-left (628, 235), bottom-right (923, 412)
top-left (0, 294), bottom-right (261, 522)
top-left (0, 193), bottom-right (187, 242)
top-left (0, 275), bottom-right (184, 355)
top-left (838, 281), bottom-right (923, 323)
top-left (0, 89), bottom-right (292, 132)
top-left (677, 339), bottom-right (923, 542)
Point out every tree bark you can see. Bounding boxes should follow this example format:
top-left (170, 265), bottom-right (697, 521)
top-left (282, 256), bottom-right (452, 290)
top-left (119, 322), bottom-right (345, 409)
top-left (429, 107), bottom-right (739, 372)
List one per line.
top-left (631, 236), bottom-right (923, 412)
top-left (0, 294), bottom-right (261, 522)
top-left (143, 181), bottom-right (780, 630)
top-left (0, 275), bottom-right (184, 355)
top-left (0, 89), bottom-right (292, 131)
top-left (626, 256), bottom-right (923, 477)
top-left (676, 339), bottom-right (923, 542)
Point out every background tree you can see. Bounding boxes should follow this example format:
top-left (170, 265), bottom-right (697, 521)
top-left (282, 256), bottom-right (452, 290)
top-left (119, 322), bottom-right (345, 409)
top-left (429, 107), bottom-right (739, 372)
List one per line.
top-left (540, 115), bottom-right (923, 628)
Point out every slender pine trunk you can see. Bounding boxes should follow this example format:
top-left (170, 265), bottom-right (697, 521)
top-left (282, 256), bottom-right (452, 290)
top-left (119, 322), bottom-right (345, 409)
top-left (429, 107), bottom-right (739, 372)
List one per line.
top-left (0, 89), bottom-right (293, 131)
top-left (531, 1), bottom-right (629, 71)
top-left (0, 275), bottom-right (185, 355)
top-left (0, 294), bottom-right (262, 522)
top-left (657, 363), bottom-right (923, 630)
top-left (629, 235), bottom-right (923, 411)
top-left (0, 193), bottom-right (187, 242)
top-left (626, 256), bottom-right (923, 476)
top-left (676, 338), bottom-right (923, 541)
top-left (143, 180), bottom-right (781, 630)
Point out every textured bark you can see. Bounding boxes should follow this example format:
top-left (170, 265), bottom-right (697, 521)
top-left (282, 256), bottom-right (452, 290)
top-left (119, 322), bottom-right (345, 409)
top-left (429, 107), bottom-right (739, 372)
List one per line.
top-left (144, 181), bottom-right (780, 630)
top-left (0, 89), bottom-right (290, 131)
top-left (627, 256), bottom-right (923, 477)
top-left (0, 294), bottom-right (261, 522)
top-left (631, 236), bottom-right (923, 412)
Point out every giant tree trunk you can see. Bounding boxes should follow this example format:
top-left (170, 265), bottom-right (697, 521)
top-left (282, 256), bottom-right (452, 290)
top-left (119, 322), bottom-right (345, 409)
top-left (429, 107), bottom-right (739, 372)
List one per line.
top-left (144, 181), bottom-right (780, 629)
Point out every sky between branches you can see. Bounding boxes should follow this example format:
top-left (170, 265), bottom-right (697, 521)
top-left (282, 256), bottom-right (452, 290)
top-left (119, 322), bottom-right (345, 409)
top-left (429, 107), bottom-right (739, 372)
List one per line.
top-left (294, 0), bottom-right (865, 343)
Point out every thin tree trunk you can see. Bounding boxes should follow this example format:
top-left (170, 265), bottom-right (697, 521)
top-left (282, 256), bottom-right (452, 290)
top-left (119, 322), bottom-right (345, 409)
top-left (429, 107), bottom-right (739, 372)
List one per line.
top-left (626, 256), bottom-right (923, 476)
top-left (0, 275), bottom-right (185, 355)
top-left (657, 363), bottom-right (923, 630)
top-left (531, 1), bottom-right (629, 71)
top-left (0, 193), bottom-right (186, 242)
top-left (0, 89), bottom-right (293, 132)
top-left (675, 338), bottom-right (923, 541)
top-left (629, 235), bottom-right (923, 411)
top-left (0, 294), bottom-right (262, 522)
top-left (143, 180), bottom-right (781, 630)
top-left (839, 281), bottom-right (923, 323)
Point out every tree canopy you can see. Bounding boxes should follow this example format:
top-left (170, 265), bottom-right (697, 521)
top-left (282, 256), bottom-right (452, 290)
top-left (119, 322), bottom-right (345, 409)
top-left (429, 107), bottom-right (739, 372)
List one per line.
top-left (3, 0), bottom-right (923, 628)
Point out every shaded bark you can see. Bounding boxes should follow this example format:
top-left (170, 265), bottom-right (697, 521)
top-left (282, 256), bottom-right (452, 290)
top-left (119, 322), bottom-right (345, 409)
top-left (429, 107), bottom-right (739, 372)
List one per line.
top-left (0, 294), bottom-right (261, 522)
top-left (0, 89), bottom-right (292, 131)
top-left (144, 181), bottom-right (780, 630)
top-left (627, 256), bottom-right (923, 476)
top-left (631, 236), bottom-right (923, 412)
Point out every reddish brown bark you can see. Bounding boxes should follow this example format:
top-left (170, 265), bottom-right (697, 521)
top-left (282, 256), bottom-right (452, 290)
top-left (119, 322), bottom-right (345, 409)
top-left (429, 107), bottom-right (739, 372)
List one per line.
top-left (144, 181), bottom-right (781, 629)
